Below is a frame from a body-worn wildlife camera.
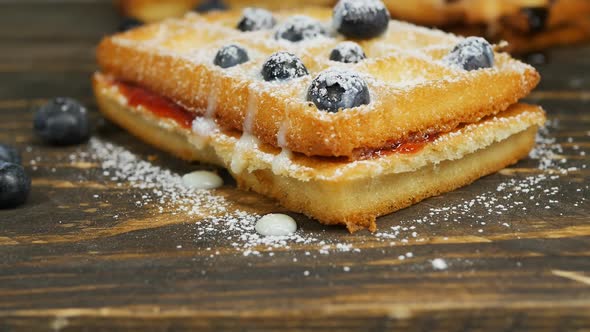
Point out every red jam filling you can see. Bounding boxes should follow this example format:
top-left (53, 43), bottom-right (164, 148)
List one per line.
top-left (354, 133), bottom-right (439, 160)
top-left (113, 80), bottom-right (437, 159)
top-left (116, 81), bottom-right (196, 129)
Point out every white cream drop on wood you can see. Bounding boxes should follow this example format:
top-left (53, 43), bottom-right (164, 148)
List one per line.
top-left (431, 258), bottom-right (448, 270)
top-left (182, 171), bottom-right (223, 190)
top-left (255, 214), bottom-right (298, 236)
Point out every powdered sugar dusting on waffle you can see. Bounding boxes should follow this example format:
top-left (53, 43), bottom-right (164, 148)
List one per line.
top-left (239, 7), bottom-right (276, 31)
top-left (274, 15), bottom-right (330, 42)
top-left (108, 9), bottom-right (534, 99)
top-left (330, 41), bottom-right (366, 63)
top-left (103, 77), bottom-right (544, 184)
top-left (101, 7), bottom-right (539, 159)
top-left (264, 52), bottom-right (309, 80)
top-left (308, 69), bottom-right (370, 112)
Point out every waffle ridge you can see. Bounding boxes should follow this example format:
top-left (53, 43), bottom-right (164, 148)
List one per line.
top-left (98, 7), bottom-right (540, 158)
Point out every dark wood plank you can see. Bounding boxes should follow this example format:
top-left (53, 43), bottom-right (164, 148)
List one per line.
top-left (0, 1), bottom-right (118, 41)
top-left (0, 1), bottom-right (589, 331)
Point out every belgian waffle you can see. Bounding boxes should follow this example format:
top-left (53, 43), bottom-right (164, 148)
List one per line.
top-left (97, 8), bottom-right (539, 158)
top-left (115, 0), bottom-right (333, 22)
top-left (115, 0), bottom-right (590, 53)
top-left (424, 0), bottom-right (590, 53)
top-left (385, 0), bottom-right (550, 26)
top-left (95, 5), bottom-right (545, 232)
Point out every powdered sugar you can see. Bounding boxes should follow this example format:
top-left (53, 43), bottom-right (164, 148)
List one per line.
top-left (238, 7), bottom-right (276, 32)
top-left (307, 69), bottom-right (370, 112)
top-left (55, 112), bottom-right (587, 267)
top-left (261, 51), bottom-right (309, 81)
top-left (330, 41), bottom-right (367, 64)
top-left (373, 119), bottom-right (587, 247)
top-left (274, 15), bottom-right (329, 42)
top-left (444, 36), bottom-right (495, 70)
top-left (71, 138), bottom-right (336, 255)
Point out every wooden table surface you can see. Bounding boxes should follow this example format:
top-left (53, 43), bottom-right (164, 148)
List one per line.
top-left (1, 1), bottom-right (589, 331)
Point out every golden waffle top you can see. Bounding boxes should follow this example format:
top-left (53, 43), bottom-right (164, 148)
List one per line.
top-left (98, 2), bottom-right (539, 158)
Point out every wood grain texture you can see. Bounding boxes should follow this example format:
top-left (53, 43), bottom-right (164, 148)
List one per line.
top-left (0, 1), bottom-right (589, 331)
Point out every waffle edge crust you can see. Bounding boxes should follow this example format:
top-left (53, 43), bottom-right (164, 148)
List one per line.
top-left (93, 74), bottom-right (545, 232)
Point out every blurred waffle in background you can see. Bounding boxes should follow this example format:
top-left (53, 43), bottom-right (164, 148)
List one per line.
top-left (115, 0), bottom-right (332, 22)
top-left (115, 0), bottom-right (590, 53)
top-left (440, 0), bottom-right (590, 53)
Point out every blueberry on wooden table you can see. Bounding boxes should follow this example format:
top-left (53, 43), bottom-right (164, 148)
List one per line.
top-left (0, 161), bottom-right (31, 209)
top-left (522, 7), bottom-right (549, 34)
top-left (445, 37), bottom-right (495, 71)
top-left (261, 52), bottom-right (309, 81)
top-left (307, 70), bottom-right (371, 112)
top-left (33, 98), bottom-right (90, 146)
top-left (333, 0), bottom-right (390, 39)
top-left (0, 144), bottom-right (21, 164)
top-left (118, 17), bottom-right (143, 32)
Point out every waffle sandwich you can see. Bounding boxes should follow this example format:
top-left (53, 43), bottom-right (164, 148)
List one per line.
top-left (95, 1), bottom-right (545, 232)
top-left (115, 0), bottom-right (590, 53)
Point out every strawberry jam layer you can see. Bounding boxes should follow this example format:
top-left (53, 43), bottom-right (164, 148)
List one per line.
top-left (117, 81), bottom-right (196, 129)
top-left (353, 133), bottom-right (439, 160)
top-left (114, 79), bottom-right (439, 159)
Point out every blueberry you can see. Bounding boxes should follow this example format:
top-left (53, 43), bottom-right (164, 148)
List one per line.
top-left (214, 44), bottom-right (249, 68)
top-left (522, 7), bottom-right (549, 34)
top-left (330, 41), bottom-right (366, 63)
top-left (261, 52), bottom-right (309, 81)
top-left (333, 0), bottom-right (390, 39)
top-left (194, 0), bottom-right (227, 12)
top-left (275, 15), bottom-right (328, 42)
top-left (0, 144), bottom-right (21, 164)
top-left (237, 7), bottom-right (276, 32)
top-left (118, 17), bottom-right (143, 32)
top-left (0, 161), bottom-right (31, 209)
top-left (34, 98), bottom-right (90, 146)
top-left (445, 37), bottom-right (495, 71)
top-left (307, 70), bottom-right (370, 112)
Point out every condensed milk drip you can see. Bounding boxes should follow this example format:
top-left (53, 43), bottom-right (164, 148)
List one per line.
top-left (230, 85), bottom-right (260, 174)
top-left (272, 122), bottom-right (293, 175)
top-left (182, 170), bottom-right (223, 190)
top-left (270, 107), bottom-right (297, 175)
top-left (205, 75), bottom-right (219, 119)
top-left (191, 117), bottom-right (219, 150)
top-left (255, 214), bottom-right (298, 236)
top-left (191, 76), bottom-right (221, 149)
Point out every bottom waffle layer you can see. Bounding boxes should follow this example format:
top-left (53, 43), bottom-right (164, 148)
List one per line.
top-left (93, 73), bottom-right (544, 232)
